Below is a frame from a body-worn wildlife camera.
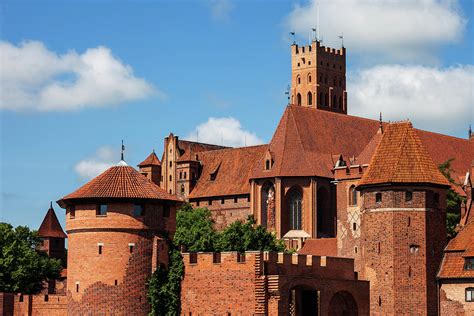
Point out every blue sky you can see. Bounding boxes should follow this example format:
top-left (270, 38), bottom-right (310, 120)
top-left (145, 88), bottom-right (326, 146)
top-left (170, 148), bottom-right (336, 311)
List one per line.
top-left (1, 0), bottom-right (473, 230)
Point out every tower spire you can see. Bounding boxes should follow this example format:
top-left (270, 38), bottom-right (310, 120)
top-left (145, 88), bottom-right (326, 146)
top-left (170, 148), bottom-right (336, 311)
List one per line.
top-left (121, 140), bottom-right (125, 161)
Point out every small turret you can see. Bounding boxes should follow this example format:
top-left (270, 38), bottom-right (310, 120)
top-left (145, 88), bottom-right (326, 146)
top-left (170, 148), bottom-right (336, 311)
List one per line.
top-left (138, 150), bottom-right (162, 186)
top-left (38, 202), bottom-right (67, 263)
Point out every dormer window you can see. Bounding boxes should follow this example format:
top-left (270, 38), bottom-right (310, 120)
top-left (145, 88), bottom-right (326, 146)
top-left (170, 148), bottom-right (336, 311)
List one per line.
top-left (464, 257), bottom-right (474, 270)
top-left (265, 159), bottom-right (271, 170)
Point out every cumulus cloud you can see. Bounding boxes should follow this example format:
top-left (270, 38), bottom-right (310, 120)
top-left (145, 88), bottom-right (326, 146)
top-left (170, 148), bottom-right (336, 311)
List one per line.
top-left (349, 64), bottom-right (474, 135)
top-left (207, 0), bottom-right (234, 22)
top-left (286, 0), bottom-right (466, 61)
top-left (74, 146), bottom-right (118, 180)
top-left (0, 40), bottom-right (156, 111)
top-left (185, 117), bottom-right (263, 147)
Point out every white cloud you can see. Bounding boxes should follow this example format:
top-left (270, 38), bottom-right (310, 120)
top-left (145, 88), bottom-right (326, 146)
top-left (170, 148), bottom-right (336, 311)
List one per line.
top-left (349, 64), bottom-right (474, 135)
top-left (207, 0), bottom-right (234, 22)
top-left (74, 147), bottom-right (117, 180)
top-left (286, 0), bottom-right (466, 61)
top-left (0, 40), bottom-right (156, 111)
top-left (185, 117), bottom-right (263, 147)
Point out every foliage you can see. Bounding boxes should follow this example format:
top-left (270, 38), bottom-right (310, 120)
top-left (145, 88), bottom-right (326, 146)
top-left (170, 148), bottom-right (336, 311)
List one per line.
top-left (147, 203), bottom-right (284, 315)
top-left (215, 216), bottom-right (285, 253)
top-left (173, 204), bottom-right (217, 252)
top-left (438, 159), bottom-right (465, 239)
top-left (0, 223), bottom-right (62, 293)
top-left (147, 247), bottom-right (184, 316)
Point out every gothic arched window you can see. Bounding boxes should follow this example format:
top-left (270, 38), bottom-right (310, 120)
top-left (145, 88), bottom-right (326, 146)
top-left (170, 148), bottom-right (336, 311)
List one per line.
top-left (349, 185), bottom-right (357, 206)
top-left (297, 93), bottom-right (302, 106)
top-left (288, 189), bottom-right (302, 230)
top-left (307, 92), bottom-right (313, 106)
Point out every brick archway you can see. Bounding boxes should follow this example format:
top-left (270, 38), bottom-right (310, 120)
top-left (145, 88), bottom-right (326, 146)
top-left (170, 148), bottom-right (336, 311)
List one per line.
top-left (328, 290), bottom-right (358, 316)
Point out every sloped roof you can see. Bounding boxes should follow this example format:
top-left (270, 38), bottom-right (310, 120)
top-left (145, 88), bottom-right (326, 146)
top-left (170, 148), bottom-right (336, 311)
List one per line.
top-left (138, 151), bottom-right (161, 167)
top-left (176, 140), bottom-right (227, 162)
top-left (298, 238), bottom-right (338, 257)
top-left (188, 145), bottom-right (267, 198)
top-left (358, 122), bottom-right (450, 188)
top-left (58, 163), bottom-right (181, 205)
top-left (438, 221), bottom-right (474, 279)
top-left (38, 205), bottom-right (67, 238)
top-left (251, 105), bottom-right (383, 179)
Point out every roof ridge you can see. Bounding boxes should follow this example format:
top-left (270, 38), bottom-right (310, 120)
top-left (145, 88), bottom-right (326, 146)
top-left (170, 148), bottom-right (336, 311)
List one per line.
top-left (290, 106), bottom-right (316, 174)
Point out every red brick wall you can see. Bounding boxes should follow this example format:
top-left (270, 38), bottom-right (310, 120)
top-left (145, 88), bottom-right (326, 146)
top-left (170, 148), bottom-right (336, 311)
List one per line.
top-left (360, 186), bottom-right (446, 315)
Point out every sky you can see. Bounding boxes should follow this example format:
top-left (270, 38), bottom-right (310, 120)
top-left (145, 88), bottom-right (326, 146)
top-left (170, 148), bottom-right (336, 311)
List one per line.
top-left (1, 0), bottom-right (473, 230)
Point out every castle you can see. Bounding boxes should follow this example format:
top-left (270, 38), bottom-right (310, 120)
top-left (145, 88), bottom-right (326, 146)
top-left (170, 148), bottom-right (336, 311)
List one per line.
top-left (1, 38), bottom-right (473, 316)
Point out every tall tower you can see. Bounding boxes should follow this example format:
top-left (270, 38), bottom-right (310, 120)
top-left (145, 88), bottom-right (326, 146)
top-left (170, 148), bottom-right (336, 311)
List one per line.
top-left (290, 40), bottom-right (347, 114)
top-left (58, 160), bottom-right (181, 314)
top-left (357, 122), bottom-right (450, 315)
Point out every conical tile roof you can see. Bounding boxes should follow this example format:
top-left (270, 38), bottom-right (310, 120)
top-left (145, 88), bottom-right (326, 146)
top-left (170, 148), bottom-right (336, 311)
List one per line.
top-left (38, 204), bottom-right (67, 238)
top-left (138, 151), bottom-right (161, 167)
top-left (58, 164), bottom-right (181, 205)
top-left (358, 122), bottom-right (450, 188)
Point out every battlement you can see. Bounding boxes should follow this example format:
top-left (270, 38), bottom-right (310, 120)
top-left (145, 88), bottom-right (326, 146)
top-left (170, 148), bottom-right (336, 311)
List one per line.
top-left (182, 251), bottom-right (357, 280)
top-left (291, 41), bottom-right (345, 58)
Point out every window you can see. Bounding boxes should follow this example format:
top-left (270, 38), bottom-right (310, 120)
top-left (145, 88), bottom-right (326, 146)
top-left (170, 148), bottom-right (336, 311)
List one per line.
top-left (297, 76), bottom-right (301, 84)
top-left (44, 295), bottom-right (48, 302)
top-left (289, 189), bottom-right (302, 230)
top-left (169, 161), bottom-right (172, 168)
top-left (181, 184), bottom-right (185, 194)
top-left (115, 280), bottom-right (118, 286)
top-left (76, 283), bottom-right (79, 293)
top-left (179, 172), bottom-right (182, 179)
top-left (184, 172), bottom-right (187, 179)
top-left (213, 252), bottom-right (221, 263)
top-left (169, 175), bottom-right (172, 181)
top-left (163, 205), bottom-right (170, 218)
top-left (308, 74), bottom-right (312, 83)
top-left (333, 95), bottom-right (337, 108)
top-left (97, 204), bottom-right (107, 216)
top-left (408, 216), bottom-right (411, 227)
top-left (434, 193), bottom-right (440, 205)
top-left (129, 243), bottom-right (135, 253)
top-left (375, 193), bottom-right (382, 203)
top-left (98, 244), bottom-right (103, 255)
top-left (464, 257), bottom-right (474, 270)
top-left (133, 204), bottom-right (144, 217)
top-left (208, 199), bottom-right (212, 206)
top-left (297, 93), bottom-right (302, 106)
top-left (234, 197), bottom-right (238, 203)
top-left (349, 185), bottom-right (357, 206)
top-left (466, 288), bottom-right (474, 302)
top-left (69, 205), bottom-right (75, 219)
top-left (196, 201), bottom-right (200, 206)
top-left (221, 198), bottom-right (225, 204)
top-left (237, 252), bottom-right (246, 263)
top-left (265, 160), bottom-right (270, 170)
top-left (353, 222), bottom-right (357, 231)
top-left (405, 191), bottom-right (413, 202)
top-left (307, 92), bottom-right (313, 106)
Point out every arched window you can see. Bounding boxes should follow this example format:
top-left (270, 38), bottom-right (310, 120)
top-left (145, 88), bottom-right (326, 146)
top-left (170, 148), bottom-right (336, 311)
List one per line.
top-left (180, 184), bottom-right (185, 194)
top-left (308, 73), bottom-right (312, 83)
top-left (297, 76), bottom-right (301, 85)
top-left (288, 189), bottom-right (302, 230)
top-left (349, 185), bottom-right (357, 206)
top-left (307, 92), bottom-right (313, 106)
top-left (297, 93), bottom-right (302, 106)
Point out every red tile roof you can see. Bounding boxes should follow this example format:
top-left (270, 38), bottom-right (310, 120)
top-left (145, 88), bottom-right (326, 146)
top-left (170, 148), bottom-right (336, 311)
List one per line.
top-left (38, 205), bottom-right (67, 238)
top-left (58, 163), bottom-right (181, 205)
top-left (176, 140), bottom-right (227, 162)
top-left (298, 238), bottom-right (338, 257)
top-left (188, 145), bottom-right (267, 198)
top-left (438, 221), bottom-right (474, 279)
top-left (358, 122), bottom-right (450, 188)
top-left (138, 151), bottom-right (161, 167)
top-left (251, 106), bottom-right (387, 179)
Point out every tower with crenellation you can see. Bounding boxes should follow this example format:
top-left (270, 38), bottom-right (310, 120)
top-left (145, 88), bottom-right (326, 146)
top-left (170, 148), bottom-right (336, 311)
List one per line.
top-left (290, 39), bottom-right (347, 113)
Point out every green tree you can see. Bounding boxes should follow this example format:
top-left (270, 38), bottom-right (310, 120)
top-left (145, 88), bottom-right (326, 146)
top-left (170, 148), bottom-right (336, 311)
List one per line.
top-left (438, 159), bottom-right (465, 239)
top-left (173, 204), bottom-right (217, 252)
top-left (0, 223), bottom-right (62, 293)
top-left (216, 216), bottom-right (285, 253)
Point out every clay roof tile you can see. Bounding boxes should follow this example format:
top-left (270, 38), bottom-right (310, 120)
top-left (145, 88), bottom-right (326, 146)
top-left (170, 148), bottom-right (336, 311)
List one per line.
top-left (38, 205), bottom-right (67, 239)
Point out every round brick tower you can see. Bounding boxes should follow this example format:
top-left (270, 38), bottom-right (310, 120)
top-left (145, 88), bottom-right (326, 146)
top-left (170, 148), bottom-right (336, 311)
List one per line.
top-left (57, 160), bottom-right (181, 315)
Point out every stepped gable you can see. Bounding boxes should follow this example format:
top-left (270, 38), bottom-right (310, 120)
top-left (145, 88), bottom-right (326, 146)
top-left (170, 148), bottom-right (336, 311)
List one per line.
top-left (58, 162), bottom-right (181, 206)
top-left (176, 140), bottom-right (227, 162)
top-left (38, 205), bottom-right (67, 238)
top-left (438, 220), bottom-right (474, 279)
top-left (251, 105), bottom-right (381, 179)
top-left (358, 121), bottom-right (450, 188)
top-left (137, 151), bottom-right (161, 167)
top-left (188, 145), bottom-right (267, 198)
